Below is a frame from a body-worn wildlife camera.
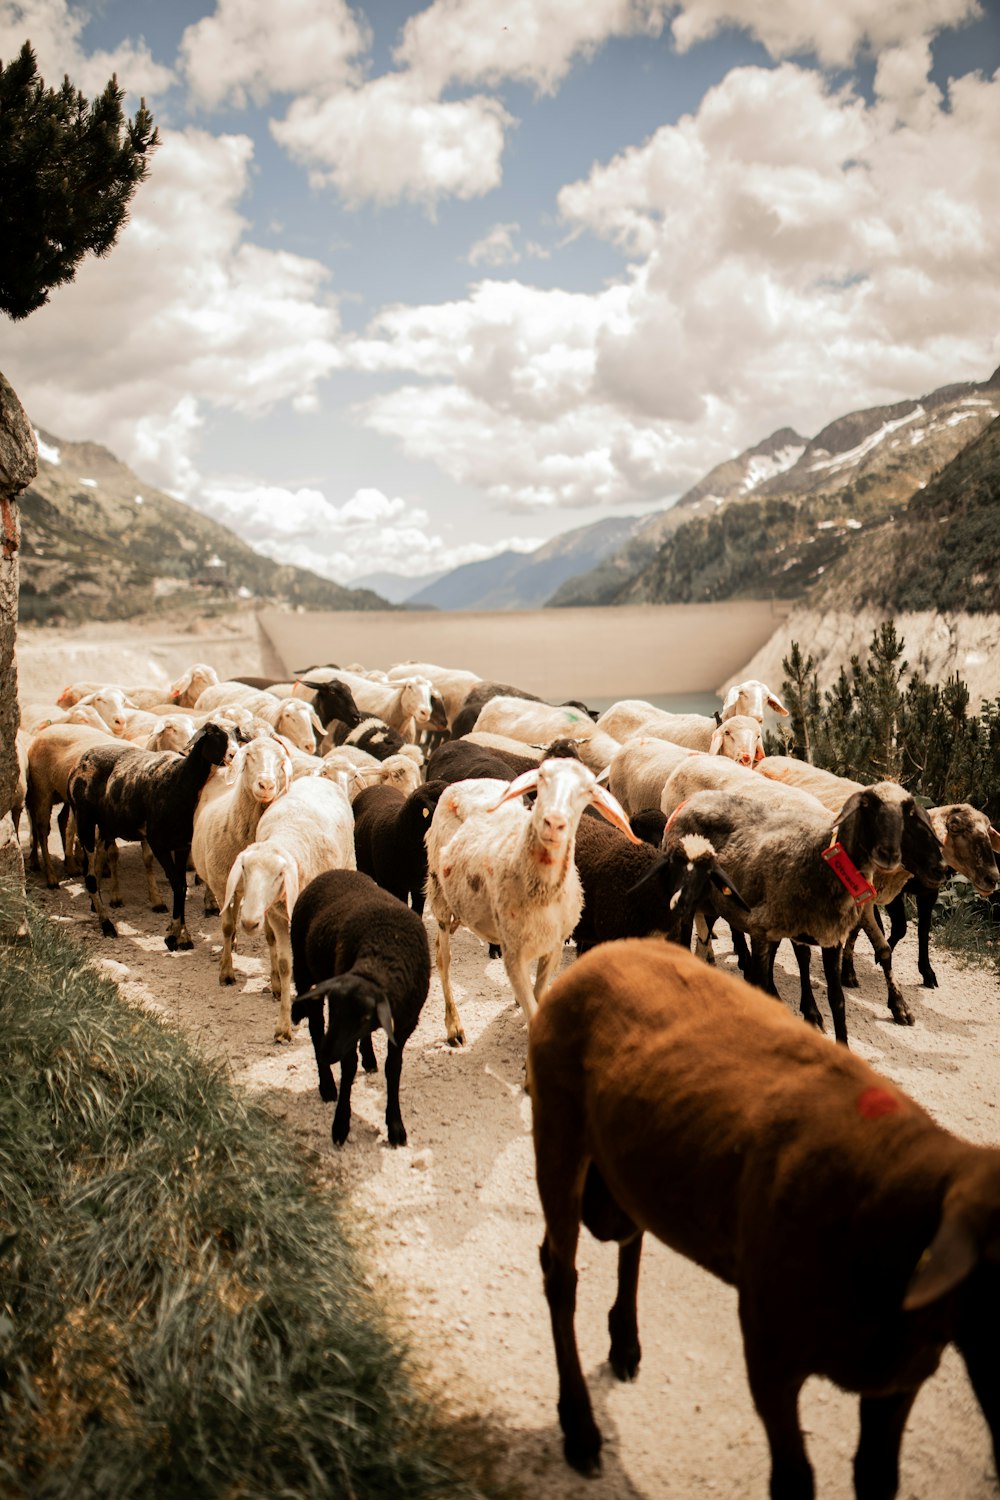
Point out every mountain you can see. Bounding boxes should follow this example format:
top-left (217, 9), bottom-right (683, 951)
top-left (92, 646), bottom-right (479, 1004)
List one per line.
top-left (577, 367), bottom-right (1000, 609)
top-left (19, 430), bottom-right (390, 625)
top-left (547, 427), bottom-right (807, 607)
top-left (352, 567), bottom-right (446, 603)
top-left (812, 412), bottom-right (1000, 615)
top-left (405, 514), bottom-right (643, 610)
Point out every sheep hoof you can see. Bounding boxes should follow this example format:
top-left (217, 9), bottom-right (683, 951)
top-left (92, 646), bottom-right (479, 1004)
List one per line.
top-left (387, 1122), bottom-right (407, 1147)
top-left (273, 1029), bottom-right (292, 1044)
top-left (152, 902), bottom-right (168, 914)
top-left (921, 968), bottom-right (938, 989)
top-left (331, 1114), bottom-right (351, 1147)
top-left (446, 1030), bottom-right (466, 1048)
top-left (176, 936), bottom-right (193, 952)
top-left (110, 897), bottom-right (124, 909)
top-left (220, 973), bottom-right (236, 986)
top-left (890, 1001), bottom-right (915, 1026)
top-left (204, 902), bottom-right (220, 918)
top-left (563, 1427), bottom-right (602, 1477)
top-left (101, 919), bottom-right (118, 939)
top-left (319, 1077), bottom-right (338, 1103)
top-left (610, 1346), bottom-right (641, 1381)
top-left (841, 969), bottom-right (859, 989)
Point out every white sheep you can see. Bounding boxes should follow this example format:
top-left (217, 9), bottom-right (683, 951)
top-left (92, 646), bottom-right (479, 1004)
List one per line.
top-left (294, 667), bottom-right (435, 742)
top-left (168, 663), bottom-right (220, 707)
top-left (425, 758), bottom-right (639, 1046)
top-left (466, 697), bottom-right (621, 775)
top-left (190, 734), bottom-right (293, 917)
top-left (220, 776), bottom-right (357, 1041)
top-left (386, 660), bottom-right (481, 729)
top-left (597, 678), bottom-right (788, 747)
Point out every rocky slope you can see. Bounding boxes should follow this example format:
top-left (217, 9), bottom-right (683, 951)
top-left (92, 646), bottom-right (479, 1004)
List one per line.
top-left (554, 367), bottom-right (1000, 608)
top-left (19, 429), bottom-right (389, 625)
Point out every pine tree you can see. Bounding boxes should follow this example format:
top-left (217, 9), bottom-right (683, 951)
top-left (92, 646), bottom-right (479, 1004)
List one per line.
top-left (0, 42), bottom-right (158, 320)
top-left (779, 641), bottom-right (821, 761)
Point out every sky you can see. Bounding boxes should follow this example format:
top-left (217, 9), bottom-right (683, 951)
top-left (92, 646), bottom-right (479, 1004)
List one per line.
top-left (2, 0), bottom-right (1000, 588)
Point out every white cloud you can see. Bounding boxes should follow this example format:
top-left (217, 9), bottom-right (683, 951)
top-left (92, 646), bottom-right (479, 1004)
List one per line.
top-left (3, 128), bottom-right (342, 495)
top-left (668, 0), bottom-right (982, 68)
top-left (468, 222), bottom-right (522, 266)
top-left (394, 0), bottom-right (671, 95)
top-left (344, 57), bottom-right (1000, 513)
top-left (0, 0), bottom-right (174, 101)
top-left (271, 72), bottom-right (512, 208)
top-left (193, 480), bottom-right (539, 582)
top-left (179, 0), bottom-right (368, 110)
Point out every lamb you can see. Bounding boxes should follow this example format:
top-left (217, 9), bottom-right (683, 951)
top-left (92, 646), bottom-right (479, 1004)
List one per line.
top-left (352, 779), bottom-right (448, 915)
top-left (529, 936), bottom-right (1000, 1492)
top-left (386, 660), bottom-right (481, 730)
top-left (464, 697), bottom-right (620, 774)
top-left (596, 678), bottom-right (787, 747)
top-left (572, 818), bottom-right (748, 955)
top-left (296, 669), bottom-right (434, 742)
top-left (168, 663), bottom-right (219, 706)
top-left (425, 757), bottom-right (639, 1046)
top-left (192, 681), bottom-right (324, 751)
top-left (289, 869), bottom-right (431, 1147)
top-left (317, 748), bottom-right (423, 800)
top-left (190, 734), bottom-right (293, 918)
top-left (323, 714), bottom-right (423, 767)
top-left (219, 776), bottom-right (357, 1041)
top-left (67, 720), bottom-right (240, 949)
top-left (664, 777), bottom-right (915, 1042)
top-left (145, 714), bottom-right (199, 753)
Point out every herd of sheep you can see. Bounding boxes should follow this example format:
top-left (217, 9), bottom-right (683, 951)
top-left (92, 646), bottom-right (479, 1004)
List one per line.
top-left (13, 654), bottom-right (1000, 1499)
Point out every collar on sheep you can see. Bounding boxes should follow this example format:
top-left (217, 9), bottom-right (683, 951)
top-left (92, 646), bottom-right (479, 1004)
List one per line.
top-left (822, 824), bottom-right (877, 906)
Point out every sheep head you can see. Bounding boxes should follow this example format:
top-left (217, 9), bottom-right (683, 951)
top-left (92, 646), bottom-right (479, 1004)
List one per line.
top-left (490, 758), bottom-right (642, 849)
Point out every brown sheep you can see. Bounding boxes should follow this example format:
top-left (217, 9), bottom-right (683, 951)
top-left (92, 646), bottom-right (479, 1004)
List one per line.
top-left (529, 937), bottom-right (1000, 1494)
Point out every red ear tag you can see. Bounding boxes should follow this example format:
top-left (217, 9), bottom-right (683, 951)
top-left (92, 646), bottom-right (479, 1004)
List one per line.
top-left (858, 1086), bottom-right (900, 1119)
top-left (822, 842), bottom-right (877, 905)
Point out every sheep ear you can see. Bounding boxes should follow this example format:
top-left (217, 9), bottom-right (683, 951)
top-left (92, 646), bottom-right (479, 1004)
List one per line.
top-left (376, 998), bottom-right (396, 1046)
top-left (768, 691), bottom-right (790, 716)
top-left (490, 768), bottom-right (538, 809)
top-left (282, 861), bottom-right (300, 919)
top-left (990, 825), bottom-right (1000, 853)
top-left (710, 865), bottom-right (750, 911)
top-left (709, 727), bottom-right (724, 755)
top-left (309, 710), bottom-right (325, 735)
top-left (903, 1212), bottom-right (979, 1311)
top-left (721, 686), bottom-right (739, 715)
top-left (590, 784), bottom-right (644, 843)
top-left (222, 852), bottom-right (246, 914)
top-left (224, 745), bottom-right (246, 785)
top-left (754, 742), bottom-right (765, 764)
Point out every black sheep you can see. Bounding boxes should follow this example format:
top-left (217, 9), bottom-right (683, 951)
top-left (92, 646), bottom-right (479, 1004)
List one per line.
top-left (352, 779), bottom-right (447, 914)
top-left (290, 869), bottom-right (431, 1147)
top-left (572, 816), bottom-right (747, 956)
top-left (426, 735), bottom-right (581, 785)
top-left (67, 720), bottom-right (238, 949)
top-left (297, 677), bottom-right (364, 733)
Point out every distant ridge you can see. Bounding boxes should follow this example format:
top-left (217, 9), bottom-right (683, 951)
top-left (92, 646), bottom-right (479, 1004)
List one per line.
top-left (406, 514), bottom-right (643, 610)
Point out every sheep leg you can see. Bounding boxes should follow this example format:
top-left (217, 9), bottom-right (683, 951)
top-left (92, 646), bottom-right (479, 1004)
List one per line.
top-left (62, 808), bottom-right (80, 874)
top-left (730, 926), bottom-right (750, 975)
top-left (853, 1389), bottom-right (919, 1500)
top-left (694, 911), bottom-right (716, 964)
top-left (913, 883), bottom-right (939, 988)
top-left (435, 924), bottom-right (466, 1046)
top-left (956, 1308), bottom-right (1000, 1482)
top-left (748, 934), bottom-right (776, 994)
top-left (885, 889), bottom-right (908, 951)
top-left (821, 944), bottom-right (849, 1046)
top-left (156, 844), bottom-right (192, 950)
top-left (219, 883), bottom-right (241, 986)
top-left (331, 1044), bottom-right (358, 1146)
top-left (859, 905), bottom-right (913, 1025)
top-left (503, 949), bottom-right (539, 1025)
top-left (299, 996), bottom-right (337, 1101)
top-left (840, 922), bottom-right (860, 987)
top-left (36, 799), bottom-right (60, 887)
top-left (791, 943), bottom-right (824, 1031)
top-left (533, 947), bottom-right (562, 1006)
top-left (359, 1033), bottom-right (378, 1073)
top-left (139, 837), bottom-right (168, 912)
top-left (80, 833), bottom-right (118, 939)
top-left (268, 907), bottom-right (294, 1043)
top-left (608, 1234), bottom-right (644, 1382)
top-left (540, 1230), bottom-right (602, 1476)
top-left (742, 1355), bottom-right (813, 1500)
top-left (384, 1040), bottom-right (406, 1147)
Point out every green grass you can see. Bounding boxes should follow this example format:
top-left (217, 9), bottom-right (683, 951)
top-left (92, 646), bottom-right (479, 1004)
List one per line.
top-left (930, 877), bottom-right (1000, 978)
top-left (0, 886), bottom-right (499, 1500)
